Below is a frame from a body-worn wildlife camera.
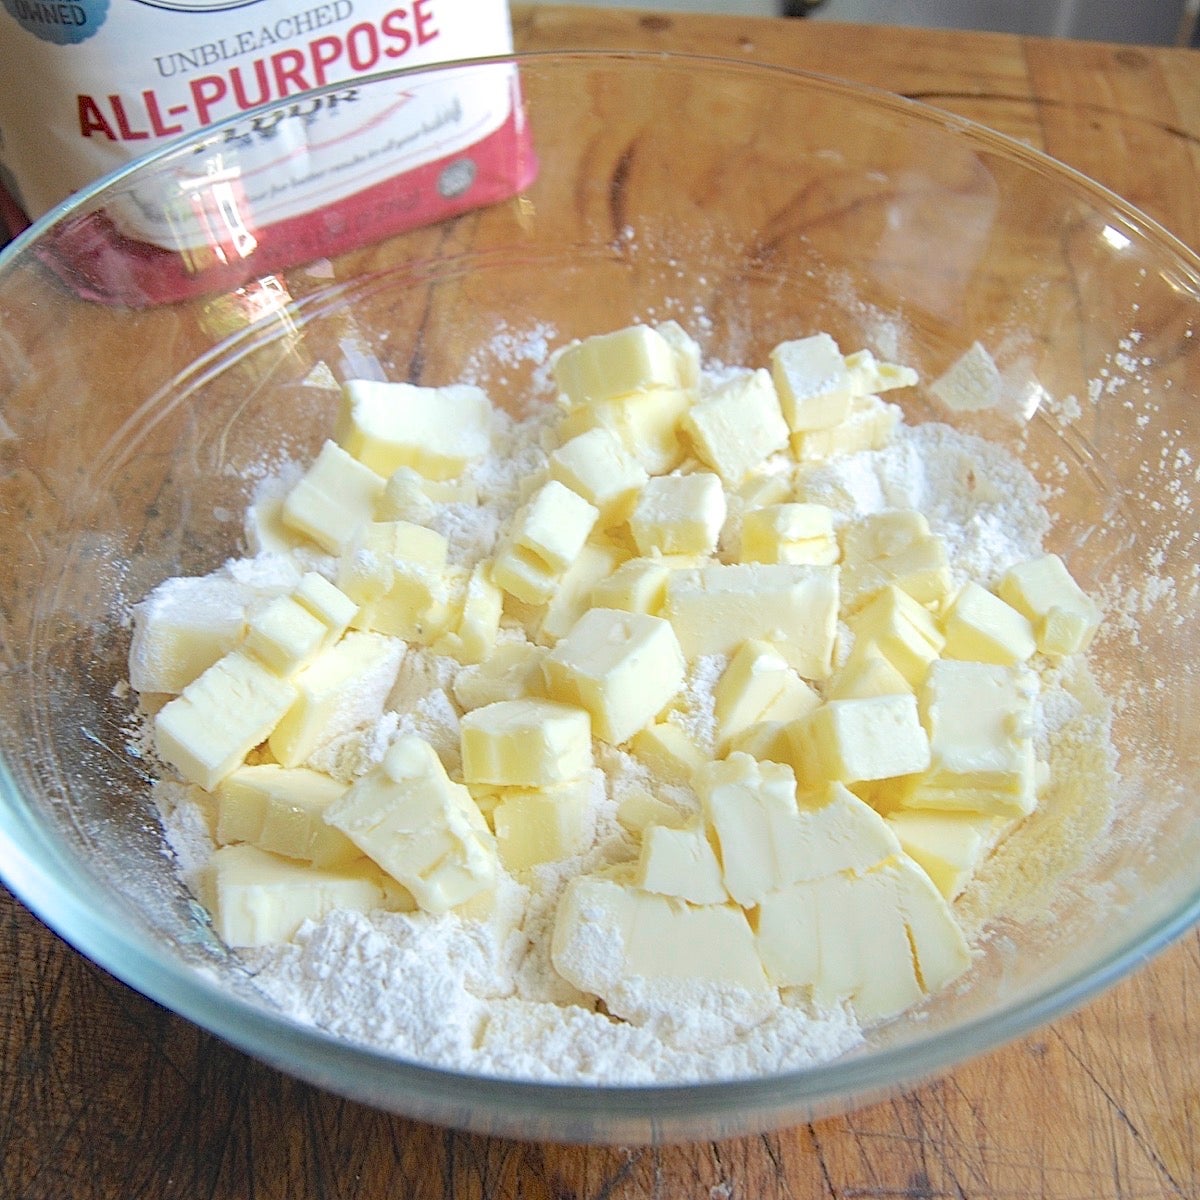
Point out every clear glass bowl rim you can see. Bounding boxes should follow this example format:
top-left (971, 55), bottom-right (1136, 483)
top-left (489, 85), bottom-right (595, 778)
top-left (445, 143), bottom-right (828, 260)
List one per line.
top-left (1, 48), bottom-right (1198, 1136)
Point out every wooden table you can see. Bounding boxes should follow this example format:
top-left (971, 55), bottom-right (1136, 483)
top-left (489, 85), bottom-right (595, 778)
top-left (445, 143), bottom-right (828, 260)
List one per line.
top-left (3, 7), bottom-right (1198, 1198)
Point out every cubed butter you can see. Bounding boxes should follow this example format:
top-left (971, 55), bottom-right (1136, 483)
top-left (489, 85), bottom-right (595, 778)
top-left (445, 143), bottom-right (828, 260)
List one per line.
top-left (543, 607), bottom-right (686, 744)
top-left (996, 554), bottom-right (1101, 657)
top-left (460, 698), bottom-right (592, 787)
top-left (846, 584), bottom-right (945, 688)
top-left (203, 843), bottom-right (385, 948)
top-left (493, 777), bottom-right (595, 873)
top-left (552, 324), bottom-right (680, 406)
top-left (740, 503), bottom-right (839, 566)
top-left (665, 563), bottom-right (839, 680)
top-left (537, 542), bottom-right (625, 644)
top-left (589, 557), bottom-right (671, 616)
top-left (548, 427), bottom-right (648, 527)
top-left (825, 649), bottom-right (913, 700)
top-left (635, 822), bottom-right (727, 905)
top-left (770, 333), bottom-right (853, 432)
top-left (713, 639), bottom-right (819, 752)
top-left (492, 480), bottom-right (599, 605)
top-left (452, 640), bottom-right (546, 710)
top-left (435, 561), bottom-right (503, 664)
top-left (941, 581), bottom-right (1036, 666)
top-left (629, 472), bottom-right (726, 558)
top-left (334, 379), bottom-right (493, 480)
top-left (886, 808), bottom-right (1005, 900)
top-left (844, 348), bottom-right (919, 396)
top-left (244, 573), bottom-right (355, 677)
top-left (840, 510), bottom-right (952, 611)
top-left (326, 735), bottom-right (495, 914)
top-left (281, 439), bottom-right (385, 554)
top-left (790, 395), bottom-right (900, 462)
top-left (155, 650), bottom-right (297, 790)
top-left (628, 720), bottom-right (706, 784)
top-left (681, 369), bottom-right (788, 485)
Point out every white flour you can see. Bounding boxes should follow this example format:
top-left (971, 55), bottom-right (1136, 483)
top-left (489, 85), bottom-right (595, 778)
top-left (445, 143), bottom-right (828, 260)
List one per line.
top-left (148, 350), bottom-right (1120, 1087)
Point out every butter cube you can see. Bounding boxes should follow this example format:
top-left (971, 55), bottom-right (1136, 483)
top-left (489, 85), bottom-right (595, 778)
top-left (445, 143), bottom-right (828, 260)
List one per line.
top-left (996, 554), bottom-right (1100, 657)
top-left (129, 573), bottom-right (252, 695)
top-left (730, 469), bottom-right (793, 516)
top-left (786, 694), bottom-right (930, 790)
top-left (552, 324), bottom-right (680, 406)
top-left (726, 719), bottom-right (794, 764)
top-left (929, 342), bottom-right (1001, 413)
top-left (791, 395), bottom-right (900, 462)
top-left (756, 854), bottom-right (970, 1020)
top-left (635, 822), bottom-right (727, 905)
top-left (589, 557), bottom-right (671, 616)
top-left (492, 480), bottom-right (599, 605)
top-left (740, 503), bottom-right (839, 566)
top-left (537, 541), bottom-right (625, 644)
top-left (282, 439), bottom-right (385, 554)
top-left (337, 520), bottom-right (448, 607)
top-left (558, 387), bottom-right (692, 476)
top-left (326, 735), bottom-right (495, 914)
top-left (549, 427), bottom-right (648, 527)
top-left (215, 763), bottom-right (359, 867)
top-left (460, 698), bottom-right (592, 787)
top-left (655, 320), bottom-right (702, 390)
top-left (841, 510), bottom-right (952, 611)
top-left (551, 875), bottom-right (769, 1007)
top-left (665, 563), bottom-right (839, 680)
top-left (629, 472), bottom-right (726, 557)
top-left (846, 584), bottom-right (945, 688)
top-left (912, 658), bottom-right (1038, 817)
top-left (204, 843), bottom-right (385, 948)
top-left (155, 651), bottom-right (297, 790)
top-left (628, 720), bottom-right (707, 784)
top-left (825, 649), bottom-right (913, 700)
top-left (269, 631), bottom-right (404, 767)
top-left (493, 778), bottom-right (594, 872)
top-left (713, 639), bottom-right (819, 752)
top-left (435, 561), bottom-right (503, 664)
top-left (615, 789), bottom-right (690, 835)
top-left (941, 581), bottom-right (1036, 665)
top-left (886, 808), bottom-right (1003, 900)
top-left (770, 333), bottom-right (853, 432)
top-left (681, 369), bottom-right (788, 485)
top-left (452, 640), bottom-right (546, 710)
top-left (244, 574), bottom-right (355, 677)
top-left (335, 379), bottom-right (493, 480)
top-left (844, 349), bottom-right (919, 396)
top-left (543, 608), bottom-right (686, 744)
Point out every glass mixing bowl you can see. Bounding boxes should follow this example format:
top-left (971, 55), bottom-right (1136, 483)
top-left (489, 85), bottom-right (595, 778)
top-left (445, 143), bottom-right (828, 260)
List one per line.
top-left (0, 51), bottom-right (1197, 1145)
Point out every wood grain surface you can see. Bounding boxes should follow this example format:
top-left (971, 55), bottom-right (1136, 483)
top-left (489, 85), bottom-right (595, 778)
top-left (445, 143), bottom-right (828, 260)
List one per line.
top-left (3, 7), bottom-right (1199, 1199)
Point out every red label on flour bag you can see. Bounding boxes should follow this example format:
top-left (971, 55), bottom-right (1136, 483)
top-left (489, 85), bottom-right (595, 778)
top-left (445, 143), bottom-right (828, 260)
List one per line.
top-left (0, 0), bottom-right (534, 303)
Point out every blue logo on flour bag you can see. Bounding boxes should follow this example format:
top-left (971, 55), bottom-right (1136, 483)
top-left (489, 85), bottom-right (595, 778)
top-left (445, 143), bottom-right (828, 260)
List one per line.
top-left (3, 0), bottom-right (109, 44)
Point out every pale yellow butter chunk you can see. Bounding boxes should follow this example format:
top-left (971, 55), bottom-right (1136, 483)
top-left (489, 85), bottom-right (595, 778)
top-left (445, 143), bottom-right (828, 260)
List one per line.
top-left (681, 369), bottom-right (789, 485)
top-left (912, 658), bottom-right (1038, 817)
top-left (215, 763), bottom-right (359, 868)
top-left (451, 640), bottom-right (546, 710)
top-left (941, 581), bottom-right (1036, 666)
top-left (537, 542), bottom-right (625, 644)
top-left (791, 395), bottom-right (901, 462)
top-left (493, 778), bottom-right (595, 873)
top-left (434, 561), bottom-right (503, 665)
top-left (654, 320), bottom-right (702, 390)
top-left (338, 520), bottom-right (448, 608)
top-left (615, 789), bottom-right (690, 835)
top-left (840, 510), bottom-right (952, 611)
top-left (629, 472), bottom-right (726, 557)
top-left (334, 379), bottom-right (493, 480)
top-left (786, 693), bottom-right (931, 791)
top-left (548, 427), bottom-right (648, 528)
top-left (325, 735), bottom-right (495, 914)
top-left (843, 348), bottom-right (919, 396)
top-left (543, 607), bottom-right (686, 745)
top-left (740, 503), bottom-right (839, 566)
top-left (551, 875), bottom-right (769, 1001)
top-left (281, 439), bottom-right (385, 554)
top-left (129, 573), bottom-right (253, 695)
top-left (492, 480), bottom-right (599, 605)
top-left (203, 843), bottom-right (385, 948)
top-left (155, 651), bottom-right (297, 791)
top-left (846, 584), bottom-right (945, 688)
top-left (557, 386), bottom-right (692, 476)
top-left (551, 324), bottom-right (680, 406)
top-left (825, 649), bottom-right (912, 700)
top-left (460, 698), bottom-right (592, 787)
top-left (628, 720), bottom-right (707, 784)
top-left (635, 822), bottom-right (727, 905)
top-left (665, 562), bottom-right (839, 680)
top-left (996, 553), bottom-right (1101, 657)
top-left (244, 574), bottom-right (356, 677)
top-left (886, 808), bottom-right (1005, 900)
top-left (713, 639), bottom-right (819, 752)
top-left (756, 853), bottom-right (970, 1020)
top-left (589, 557), bottom-right (671, 616)
top-left (770, 333), bottom-right (853, 432)
top-left (929, 341), bottom-right (1002, 413)
top-left (268, 631), bottom-right (405, 768)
